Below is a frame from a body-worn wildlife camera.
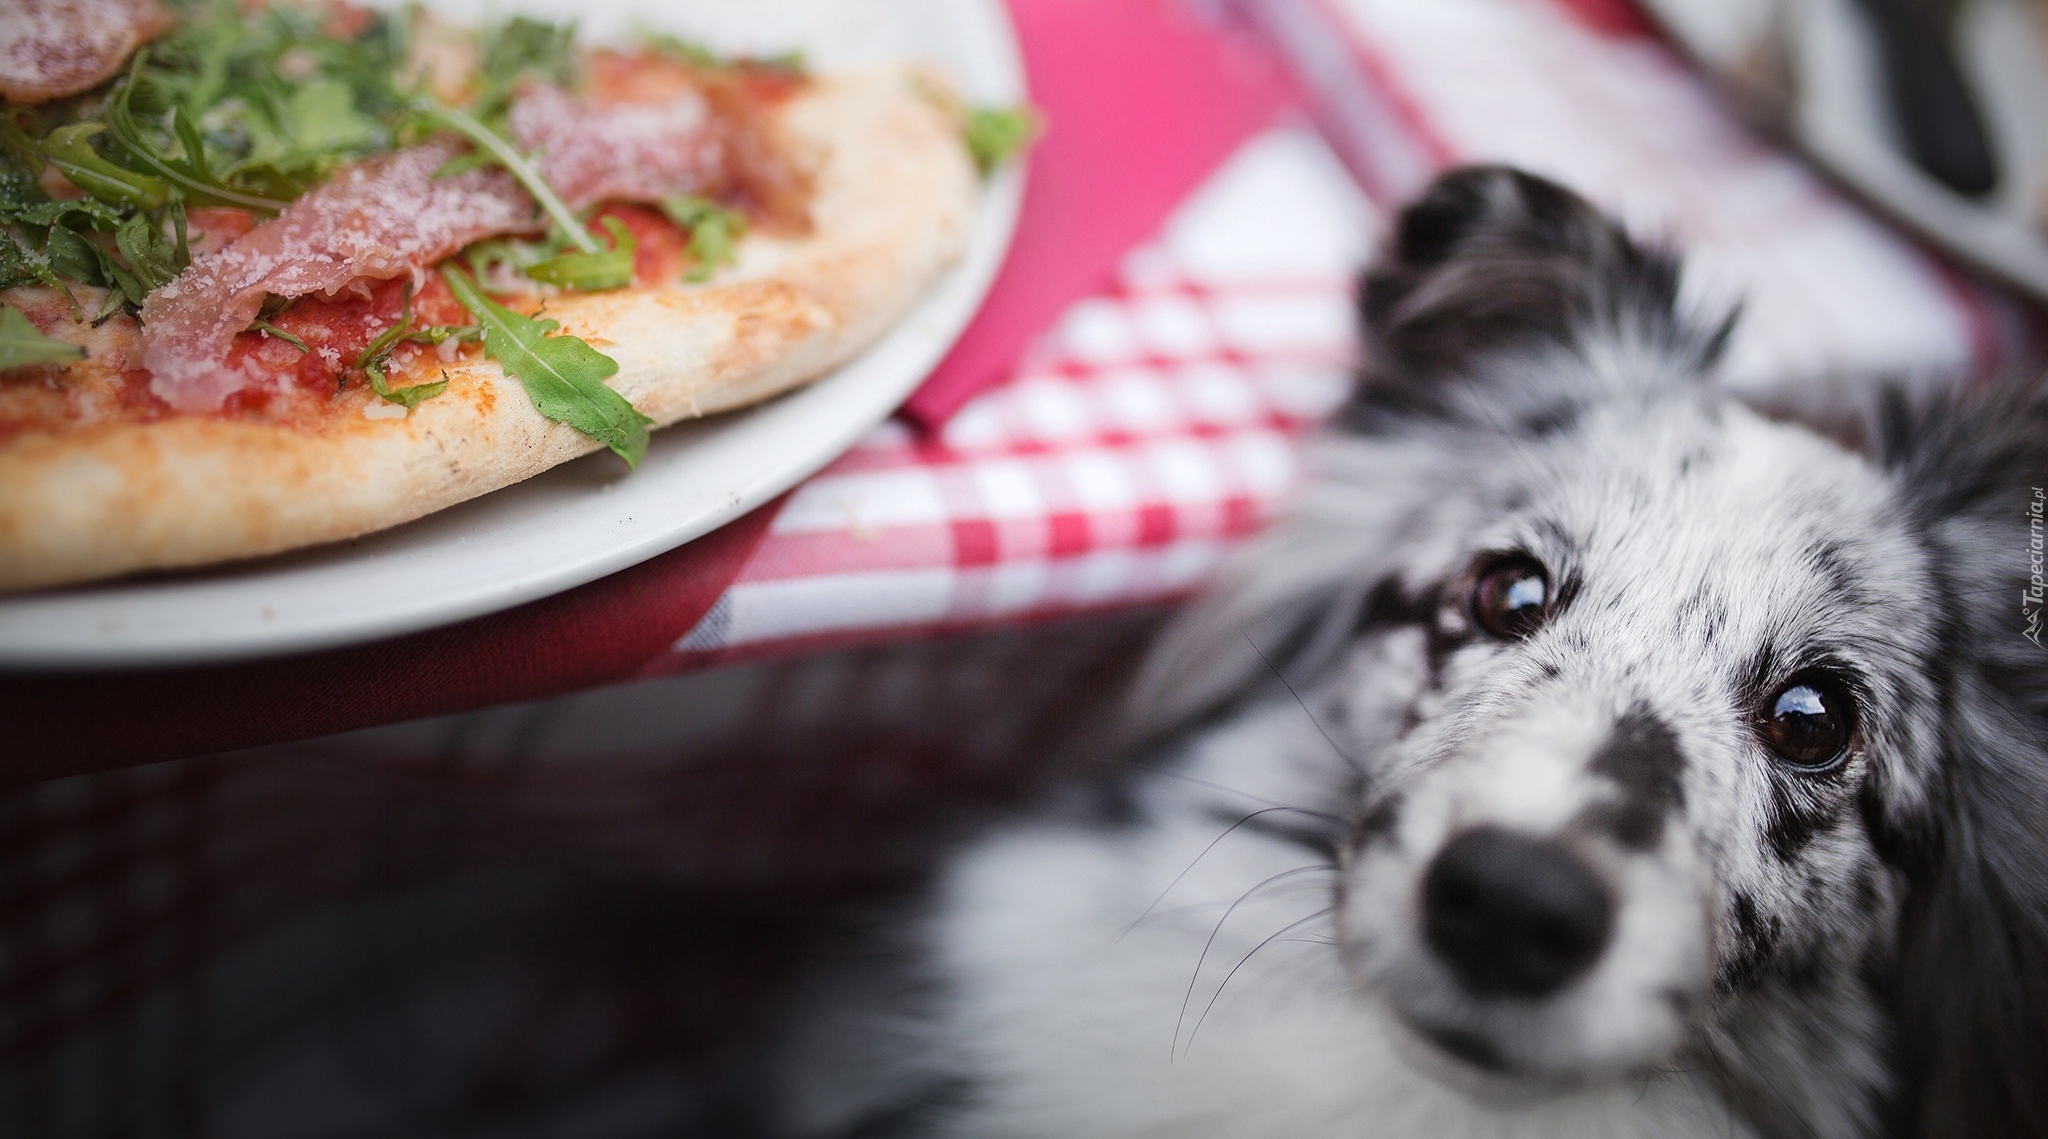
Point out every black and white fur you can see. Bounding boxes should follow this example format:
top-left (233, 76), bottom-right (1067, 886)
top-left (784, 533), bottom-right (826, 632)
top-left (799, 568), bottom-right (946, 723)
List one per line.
top-left (771, 167), bottom-right (2048, 1139)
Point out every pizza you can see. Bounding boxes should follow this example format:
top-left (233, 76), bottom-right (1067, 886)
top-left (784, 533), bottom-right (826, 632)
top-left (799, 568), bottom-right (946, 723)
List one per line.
top-left (0, 0), bottom-right (1012, 592)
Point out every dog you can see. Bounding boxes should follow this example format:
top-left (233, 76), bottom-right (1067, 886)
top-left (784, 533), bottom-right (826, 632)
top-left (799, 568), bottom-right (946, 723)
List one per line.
top-left (765, 167), bottom-right (2048, 1139)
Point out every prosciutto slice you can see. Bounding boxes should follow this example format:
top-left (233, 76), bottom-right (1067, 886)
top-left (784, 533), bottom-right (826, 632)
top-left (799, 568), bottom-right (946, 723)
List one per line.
top-left (510, 80), bottom-right (725, 210)
top-left (141, 141), bottom-right (536, 412)
top-left (0, 0), bottom-right (172, 104)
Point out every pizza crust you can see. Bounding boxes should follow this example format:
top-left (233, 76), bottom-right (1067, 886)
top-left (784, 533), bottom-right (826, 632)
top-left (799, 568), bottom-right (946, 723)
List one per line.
top-left (0, 69), bottom-right (976, 592)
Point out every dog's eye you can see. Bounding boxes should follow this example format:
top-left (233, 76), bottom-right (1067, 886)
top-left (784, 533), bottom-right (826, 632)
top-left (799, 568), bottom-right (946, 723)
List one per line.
top-left (1471, 556), bottom-right (1551, 640)
top-left (1760, 674), bottom-right (1855, 770)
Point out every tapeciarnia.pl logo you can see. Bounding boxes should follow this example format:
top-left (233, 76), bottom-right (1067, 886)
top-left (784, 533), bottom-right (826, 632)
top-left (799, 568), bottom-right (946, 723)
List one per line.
top-left (2026, 487), bottom-right (2045, 647)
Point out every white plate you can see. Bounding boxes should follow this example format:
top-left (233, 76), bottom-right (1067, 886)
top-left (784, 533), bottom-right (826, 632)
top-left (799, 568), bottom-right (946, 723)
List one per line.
top-left (0, 0), bottom-right (1025, 669)
top-left (1637, 0), bottom-right (2048, 303)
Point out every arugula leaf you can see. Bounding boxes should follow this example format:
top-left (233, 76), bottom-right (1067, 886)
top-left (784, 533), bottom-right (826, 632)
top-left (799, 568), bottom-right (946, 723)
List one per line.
top-left (0, 147), bottom-right (47, 209)
top-left (461, 235), bottom-right (550, 281)
top-left (3, 126), bottom-right (155, 315)
top-left (0, 233), bottom-right (51, 294)
top-left (440, 264), bottom-right (649, 466)
top-left (40, 226), bottom-right (104, 288)
top-left (102, 63), bottom-right (293, 212)
top-left (473, 17), bottom-right (576, 124)
top-left (31, 123), bottom-right (172, 211)
top-left (6, 195), bottom-right (126, 232)
top-left (755, 51), bottom-right (809, 75)
top-left (963, 105), bottom-right (1040, 176)
top-left (356, 289), bottom-right (416, 369)
top-left (524, 215), bottom-right (637, 291)
top-left (658, 195), bottom-right (745, 282)
top-left (166, 2), bottom-right (406, 115)
top-left (75, 231), bottom-right (149, 312)
top-left (0, 304), bottom-right (85, 372)
top-left (251, 319), bottom-right (309, 353)
top-left (284, 79), bottom-right (383, 155)
top-left (365, 360), bottom-right (447, 407)
top-left (408, 324), bottom-right (481, 348)
top-left (640, 31), bottom-right (727, 70)
top-left (0, 155), bottom-right (63, 295)
top-left (640, 31), bottom-right (807, 77)
top-left (411, 102), bottom-right (598, 254)
top-left (910, 77), bottom-right (1039, 177)
top-left (114, 209), bottom-right (188, 293)
top-left (37, 230), bottom-right (120, 318)
top-left (350, 284), bottom-right (467, 407)
top-left (115, 2), bottom-right (406, 208)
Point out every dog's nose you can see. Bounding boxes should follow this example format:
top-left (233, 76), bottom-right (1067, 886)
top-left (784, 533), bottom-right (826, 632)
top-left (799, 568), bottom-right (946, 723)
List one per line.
top-left (1422, 826), bottom-right (1613, 998)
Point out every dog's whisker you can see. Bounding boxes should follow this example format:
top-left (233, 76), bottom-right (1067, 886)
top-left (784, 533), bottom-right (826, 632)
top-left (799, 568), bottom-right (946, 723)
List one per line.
top-left (1184, 906), bottom-right (1339, 1056)
top-left (1135, 873), bottom-right (1337, 926)
top-left (1122, 808), bottom-right (1340, 940)
top-left (1106, 757), bottom-right (1347, 823)
top-left (1171, 865), bottom-right (1334, 1060)
top-left (1137, 886), bottom-right (1334, 926)
top-left (1243, 630), bottom-right (1368, 782)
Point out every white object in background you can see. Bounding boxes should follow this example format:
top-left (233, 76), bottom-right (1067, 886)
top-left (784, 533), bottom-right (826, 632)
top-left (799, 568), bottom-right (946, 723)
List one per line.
top-left (1638, 0), bottom-right (2048, 304)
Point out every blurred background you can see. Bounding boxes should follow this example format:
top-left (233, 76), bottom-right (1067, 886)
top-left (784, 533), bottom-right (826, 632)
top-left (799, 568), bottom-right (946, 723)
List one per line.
top-left (6, 0), bottom-right (2048, 1133)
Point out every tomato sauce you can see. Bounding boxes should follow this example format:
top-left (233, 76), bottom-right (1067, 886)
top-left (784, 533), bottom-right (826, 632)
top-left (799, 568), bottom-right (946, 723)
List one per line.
top-left (214, 275), bottom-right (470, 414)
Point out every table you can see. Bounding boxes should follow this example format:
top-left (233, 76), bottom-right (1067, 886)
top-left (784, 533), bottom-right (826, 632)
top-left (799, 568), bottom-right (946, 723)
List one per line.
top-left (1, 0), bottom-right (2023, 780)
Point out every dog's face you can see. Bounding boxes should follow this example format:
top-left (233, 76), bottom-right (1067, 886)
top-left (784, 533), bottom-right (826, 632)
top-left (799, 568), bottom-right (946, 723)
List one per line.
top-left (1330, 391), bottom-right (1935, 1098)
top-left (1135, 167), bottom-right (2048, 1138)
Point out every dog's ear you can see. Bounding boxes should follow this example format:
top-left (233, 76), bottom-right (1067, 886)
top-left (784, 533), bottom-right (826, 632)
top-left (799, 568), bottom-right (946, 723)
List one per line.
top-left (1340, 165), bottom-right (1734, 436)
top-left (1873, 378), bottom-right (2048, 1138)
